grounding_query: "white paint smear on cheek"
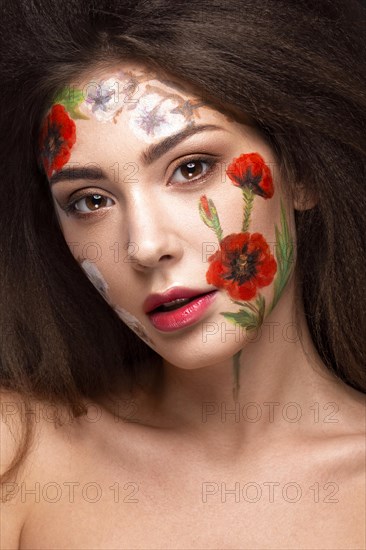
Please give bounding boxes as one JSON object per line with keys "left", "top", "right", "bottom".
{"left": 80, "top": 259, "right": 156, "bottom": 347}
{"left": 80, "top": 259, "right": 110, "bottom": 300}
{"left": 114, "top": 305, "right": 156, "bottom": 347}
{"left": 128, "top": 93, "right": 186, "bottom": 142}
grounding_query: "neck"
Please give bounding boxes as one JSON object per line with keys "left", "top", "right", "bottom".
{"left": 144, "top": 276, "right": 342, "bottom": 441}
{"left": 99, "top": 275, "right": 347, "bottom": 454}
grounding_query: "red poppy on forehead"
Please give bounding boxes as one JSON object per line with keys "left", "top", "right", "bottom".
{"left": 226, "top": 152, "right": 274, "bottom": 199}
{"left": 206, "top": 232, "right": 277, "bottom": 300}
{"left": 38, "top": 104, "right": 76, "bottom": 179}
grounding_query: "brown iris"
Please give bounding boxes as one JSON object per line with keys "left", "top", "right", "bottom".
{"left": 180, "top": 160, "right": 203, "bottom": 179}
{"left": 81, "top": 194, "right": 105, "bottom": 212}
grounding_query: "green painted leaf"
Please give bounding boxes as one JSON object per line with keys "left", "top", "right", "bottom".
{"left": 232, "top": 349, "right": 242, "bottom": 402}
{"left": 255, "top": 294, "right": 265, "bottom": 324}
{"left": 221, "top": 309, "right": 258, "bottom": 329}
{"left": 270, "top": 199, "right": 294, "bottom": 312}
{"left": 53, "top": 87, "right": 90, "bottom": 120}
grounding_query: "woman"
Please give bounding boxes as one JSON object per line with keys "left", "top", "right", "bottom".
{"left": 1, "top": 0, "right": 365, "bottom": 548}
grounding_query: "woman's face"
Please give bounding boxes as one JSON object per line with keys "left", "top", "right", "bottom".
{"left": 39, "top": 62, "right": 296, "bottom": 369}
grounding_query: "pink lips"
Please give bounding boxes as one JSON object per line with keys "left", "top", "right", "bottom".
{"left": 143, "top": 286, "right": 216, "bottom": 314}
{"left": 145, "top": 289, "right": 218, "bottom": 332}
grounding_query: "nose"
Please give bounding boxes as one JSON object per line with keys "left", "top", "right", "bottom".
{"left": 125, "top": 192, "right": 184, "bottom": 272}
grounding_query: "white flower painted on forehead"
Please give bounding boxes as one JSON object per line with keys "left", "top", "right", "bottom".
{"left": 129, "top": 93, "right": 186, "bottom": 142}
{"left": 80, "top": 74, "right": 132, "bottom": 123}
{"left": 74, "top": 67, "right": 211, "bottom": 134}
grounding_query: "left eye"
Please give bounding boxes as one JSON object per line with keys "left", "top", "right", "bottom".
{"left": 71, "top": 194, "right": 114, "bottom": 214}
{"left": 170, "top": 159, "right": 214, "bottom": 185}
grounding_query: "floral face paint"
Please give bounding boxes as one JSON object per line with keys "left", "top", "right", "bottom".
{"left": 38, "top": 68, "right": 231, "bottom": 180}
{"left": 114, "top": 305, "right": 156, "bottom": 348}
{"left": 44, "top": 62, "right": 296, "bottom": 394}
{"left": 38, "top": 104, "right": 77, "bottom": 179}
{"left": 199, "top": 152, "right": 294, "bottom": 399}
{"left": 78, "top": 68, "right": 214, "bottom": 141}
{"left": 79, "top": 258, "right": 110, "bottom": 300}
{"left": 37, "top": 66, "right": 237, "bottom": 347}
{"left": 43, "top": 69, "right": 228, "bottom": 143}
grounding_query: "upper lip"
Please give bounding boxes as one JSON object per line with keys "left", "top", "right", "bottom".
{"left": 143, "top": 286, "right": 216, "bottom": 314}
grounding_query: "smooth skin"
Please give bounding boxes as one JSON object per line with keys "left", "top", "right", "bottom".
{"left": 1, "top": 63, "right": 365, "bottom": 549}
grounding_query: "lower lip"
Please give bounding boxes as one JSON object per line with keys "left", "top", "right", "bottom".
{"left": 147, "top": 291, "right": 218, "bottom": 332}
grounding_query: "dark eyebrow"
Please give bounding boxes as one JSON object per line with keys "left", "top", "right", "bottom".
{"left": 49, "top": 123, "right": 226, "bottom": 186}
{"left": 139, "top": 123, "right": 226, "bottom": 166}
{"left": 49, "top": 166, "right": 105, "bottom": 186}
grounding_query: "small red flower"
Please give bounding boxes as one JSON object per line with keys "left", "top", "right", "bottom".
{"left": 226, "top": 152, "right": 274, "bottom": 199}
{"left": 200, "top": 195, "right": 212, "bottom": 219}
{"left": 38, "top": 104, "right": 76, "bottom": 178}
{"left": 206, "top": 232, "right": 277, "bottom": 300}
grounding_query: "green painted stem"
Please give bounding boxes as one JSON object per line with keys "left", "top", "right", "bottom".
{"left": 215, "top": 226, "right": 223, "bottom": 242}
{"left": 232, "top": 349, "right": 242, "bottom": 401}
{"left": 242, "top": 189, "right": 254, "bottom": 233}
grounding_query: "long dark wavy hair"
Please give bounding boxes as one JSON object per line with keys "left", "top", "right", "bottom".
{"left": 1, "top": 0, "right": 365, "bottom": 488}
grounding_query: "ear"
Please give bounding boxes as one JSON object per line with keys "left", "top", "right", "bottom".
{"left": 293, "top": 184, "right": 318, "bottom": 211}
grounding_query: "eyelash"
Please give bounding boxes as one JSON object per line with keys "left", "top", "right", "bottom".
{"left": 60, "top": 155, "right": 220, "bottom": 220}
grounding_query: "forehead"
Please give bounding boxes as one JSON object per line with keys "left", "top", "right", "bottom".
{"left": 58, "top": 62, "right": 246, "bottom": 141}
{"left": 39, "top": 63, "right": 256, "bottom": 179}
{"left": 75, "top": 63, "right": 200, "bottom": 114}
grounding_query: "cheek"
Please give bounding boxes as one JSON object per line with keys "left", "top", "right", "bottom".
{"left": 210, "top": 183, "right": 280, "bottom": 237}
{"left": 113, "top": 305, "right": 157, "bottom": 347}
{"left": 77, "top": 256, "right": 157, "bottom": 348}
{"left": 197, "top": 150, "right": 296, "bottom": 315}
{"left": 197, "top": 162, "right": 283, "bottom": 260}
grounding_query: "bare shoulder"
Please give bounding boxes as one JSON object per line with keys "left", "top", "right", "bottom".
{"left": 329, "top": 383, "right": 366, "bottom": 473}
{"left": 335, "top": 428, "right": 366, "bottom": 547}
{"left": 321, "top": 384, "right": 366, "bottom": 516}
{"left": 0, "top": 390, "right": 82, "bottom": 549}
{"left": 0, "top": 390, "right": 36, "bottom": 549}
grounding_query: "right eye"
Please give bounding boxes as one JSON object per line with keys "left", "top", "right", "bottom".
{"left": 62, "top": 193, "right": 115, "bottom": 219}
{"left": 168, "top": 155, "right": 219, "bottom": 187}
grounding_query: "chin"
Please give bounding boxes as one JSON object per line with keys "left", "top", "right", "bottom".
{"left": 158, "top": 338, "right": 245, "bottom": 371}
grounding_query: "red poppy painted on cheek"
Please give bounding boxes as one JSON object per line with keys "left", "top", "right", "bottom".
{"left": 226, "top": 152, "right": 274, "bottom": 199}
{"left": 198, "top": 151, "right": 294, "bottom": 400}
{"left": 206, "top": 232, "right": 277, "bottom": 301}
{"left": 38, "top": 103, "right": 76, "bottom": 179}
